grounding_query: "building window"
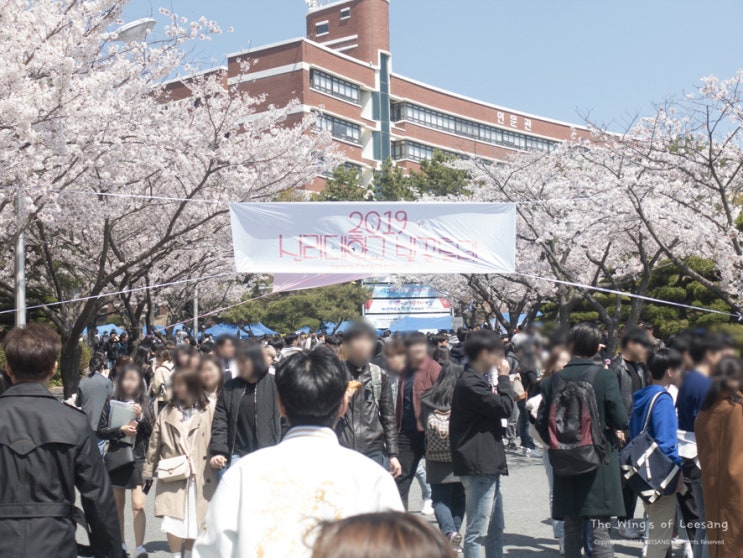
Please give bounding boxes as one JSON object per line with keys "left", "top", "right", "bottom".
{"left": 340, "top": 7, "right": 351, "bottom": 19}
{"left": 310, "top": 69, "right": 361, "bottom": 104}
{"left": 318, "top": 113, "right": 362, "bottom": 145}
{"left": 316, "top": 21, "right": 329, "bottom": 36}
{"left": 391, "top": 102, "right": 558, "bottom": 153}
{"left": 392, "top": 140, "right": 459, "bottom": 163}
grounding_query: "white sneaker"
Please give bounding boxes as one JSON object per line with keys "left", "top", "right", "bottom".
{"left": 521, "top": 447, "right": 543, "bottom": 458}
{"left": 618, "top": 525, "right": 642, "bottom": 539}
{"left": 421, "top": 498, "right": 434, "bottom": 515}
{"left": 135, "top": 546, "right": 148, "bottom": 558}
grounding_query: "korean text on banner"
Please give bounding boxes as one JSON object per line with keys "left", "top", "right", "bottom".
{"left": 229, "top": 202, "right": 516, "bottom": 275}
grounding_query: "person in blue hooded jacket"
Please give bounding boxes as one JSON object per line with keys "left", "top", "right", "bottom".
{"left": 629, "top": 348, "right": 684, "bottom": 558}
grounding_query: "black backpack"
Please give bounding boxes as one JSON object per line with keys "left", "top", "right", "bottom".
{"left": 546, "top": 367, "right": 607, "bottom": 477}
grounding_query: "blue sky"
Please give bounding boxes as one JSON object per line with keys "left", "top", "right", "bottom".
{"left": 123, "top": 0, "right": 743, "bottom": 129}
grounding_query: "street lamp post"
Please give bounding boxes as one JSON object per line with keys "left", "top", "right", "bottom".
{"left": 193, "top": 284, "right": 199, "bottom": 341}
{"left": 15, "top": 189, "right": 26, "bottom": 327}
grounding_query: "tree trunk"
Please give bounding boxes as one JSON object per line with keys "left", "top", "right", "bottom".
{"left": 60, "top": 337, "right": 82, "bottom": 400}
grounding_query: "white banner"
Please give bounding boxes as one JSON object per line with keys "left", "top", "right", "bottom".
{"left": 229, "top": 202, "right": 516, "bottom": 275}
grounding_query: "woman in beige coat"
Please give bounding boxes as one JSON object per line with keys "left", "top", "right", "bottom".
{"left": 144, "top": 368, "right": 216, "bottom": 557}
{"left": 149, "top": 349, "right": 174, "bottom": 414}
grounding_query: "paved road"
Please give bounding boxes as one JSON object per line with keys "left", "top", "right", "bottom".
{"left": 86, "top": 448, "right": 683, "bottom": 557}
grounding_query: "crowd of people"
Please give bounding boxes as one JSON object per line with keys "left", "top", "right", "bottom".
{"left": 0, "top": 318, "right": 741, "bottom": 558}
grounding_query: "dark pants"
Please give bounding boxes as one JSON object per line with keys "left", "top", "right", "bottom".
{"left": 395, "top": 430, "right": 425, "bottom": 508}
{"left": 565, "top": 517, "right": 611, "bottom": 558}
{"left": 517, "top": 399, "right": 535, "bottom": 449}
{"left": 621, "top": 480, "right": 638, "bottom": 521}
{"left": 366, "top": 450, "right": 385, "bottom": 467}
{"left": 431, "top": 482, "right": 466, "bottom": 536}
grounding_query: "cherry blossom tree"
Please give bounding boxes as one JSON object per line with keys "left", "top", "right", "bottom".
{"left": 0, "top": 0, "right": 335, "bottom": 395}
{"left": 592, "top": 74, "right": 743, "bottom": 313}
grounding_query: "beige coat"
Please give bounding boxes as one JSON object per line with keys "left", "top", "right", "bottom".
{"left": 143, "top": 404, "right": 216, "bottom": 529}
{"left": 149, "top": 362, "right": 174, "bottom": 403}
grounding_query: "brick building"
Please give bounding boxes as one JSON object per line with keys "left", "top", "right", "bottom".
{"left": 181, "top": 0, "right": 589, "bottom": 189}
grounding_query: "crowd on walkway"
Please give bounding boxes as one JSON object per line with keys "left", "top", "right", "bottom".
{"left": 0, "top": 318, "right": 741, "bottom": 558}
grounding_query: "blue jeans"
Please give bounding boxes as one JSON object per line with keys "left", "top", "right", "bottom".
{"left": 416, "top": 460, "right": 431, "bottom": 501}
{"left": 461, "top": 475, "right": 504, "bottom": 558}
{"left": 431, "top": 482, "right": 465, "bottom": 536}
{"left": 517, "top": 399, "right": 535, "bottom": 448}
{"left": 366, "top": 451, "right": 385, "bottom": 467}
{"left": 690, "top": 475, "right": 709, "bottom": 558}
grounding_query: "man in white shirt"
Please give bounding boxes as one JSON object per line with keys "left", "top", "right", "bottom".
{"left": 193, "top": 347, "right": 403, "bottom": 558}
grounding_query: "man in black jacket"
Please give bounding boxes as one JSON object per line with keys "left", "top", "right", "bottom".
{"left": 210, "top": 344, "right": 282, "bottom": 475}
{"left": 0, "top": 324, "right": 121, "bottom": 558}
{"left": 336, "top": 322, "right": 401, "bottom": 477}
{"left": 450, "top": 329, "right": 514, "bottom": 558}
{"left": 609, "top": 326, "right": 651, "bottom": 539}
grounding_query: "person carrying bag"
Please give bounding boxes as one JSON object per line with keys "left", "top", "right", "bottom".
{"left": 624, "top": 348, "right": 684, "bottom": 558}
{"left": 621, "top": 391, "right": 681, "bottom": 504}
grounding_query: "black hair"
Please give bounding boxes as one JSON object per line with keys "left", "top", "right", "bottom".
{"left": 432, "top": 346, "right": 450, "bottom": 366}
{"left": 114, "top": 364, "right": 152, "bottom": 423}
{"left": 456, "top": 327, "right": 468, "bottom": 343}
{"left": 89, "top": 352, "right": 107, "bottom": 374}
{"left": 274, "top": 346, "right": 347, "bottom": 427}
{"left": 284, "top": 333, "right": 299, "bottom": 347}
{"left": 199, "top": 341, "right": 214, "bottom": 354}
{"left": 236, "top": 343, "right": 269, "bottom": 379}
{"left": 133, "top": 346, "right": 151, "bottom": 368}
{"left": 325, "top": 334, "right": 342, "bottom": 347}
{"left": 621, "top": 327, "right": 651, "bottom": 349}
{"left": 669, "top": 330, "right": 692, "bottom": 354}
{"left": 268, "top": 336, "right": 285, "bottom": 351}
{"left": 422, "top": 362, "right": 462, "bottom": 409}
{"left": 568, "top": 322, "right": 602, "bottom": 358}
{"left": 343, "top": 321, "right": 377, "bottom": 343}
{"left": 647, "top": 348, "right": 683, "bottom": 381}
{"left": 434, "top": 332, "right": 449, "bottom": 345}
{"left": 215, "top": 334, "right": 236, "bottom": 347}
{"left": 689, "top": 332, "right": 723, "bottom": 365}
{"left": 404, "top": 332, "right": 428, "bottom": 348}
{"left": 700, "top": 356, "right": 743, "bottom": 411}
{"left": 464, "top": 329, "right": 504, "bottom": 362}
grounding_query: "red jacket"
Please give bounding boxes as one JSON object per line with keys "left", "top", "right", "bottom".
{"left": 396, "top": 356, "right": 441, "bottom": 432}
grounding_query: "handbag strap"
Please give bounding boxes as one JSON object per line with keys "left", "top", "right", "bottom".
{"left": 641, "top": 391, "right": 667, "bottom": 433}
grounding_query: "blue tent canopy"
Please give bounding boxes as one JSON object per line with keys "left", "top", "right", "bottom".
{"left": 94, "top": 323, "right": 125, "bottom": 336}
{"left": 246, "top": 323, "right": 277, "bottom": 336}
{"left": 389, "top": 316, "right": 453, "bottom": 333}
{"left": 321, "top": 321, "right": 354, "bottom": 334}
{"left": 204, "top": 323, "right": 250, "bottom": 339}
